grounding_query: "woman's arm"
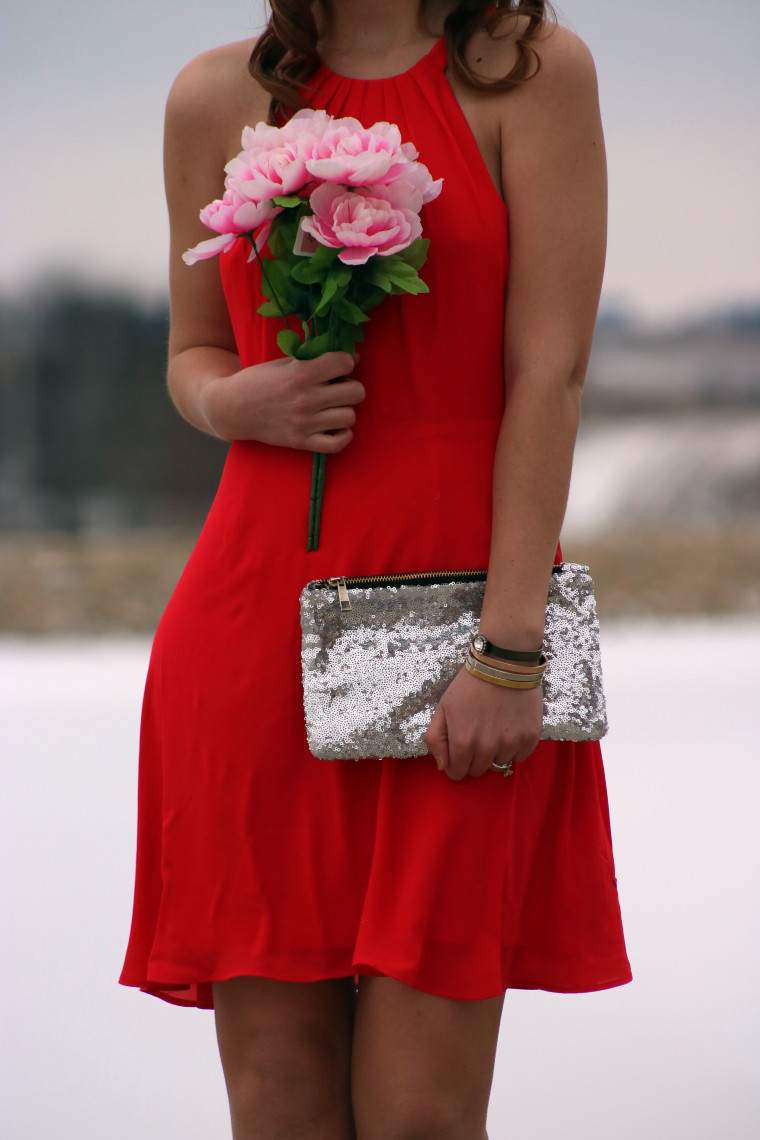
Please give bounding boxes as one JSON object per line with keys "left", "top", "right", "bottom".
{"left": 424, "top": 26, "right": 606, "bottom": 779}
{"left": 162, "top": 43, "right": 365, "bottom": 450}
{"left": 481, "top": 27, "right": 606, "bottom": 647}
{"left": 163, "top": 47, "right": 248, "bottom": 438}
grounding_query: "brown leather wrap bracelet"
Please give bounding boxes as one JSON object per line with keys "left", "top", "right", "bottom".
{"left": 471, "top": 634, "right": 544, "bottom": 664}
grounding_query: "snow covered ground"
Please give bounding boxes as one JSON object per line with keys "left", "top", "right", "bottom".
{"left": 1, "top": 622, "right": 759, "bottom": 1139}
{"left": 564, "top": 410, "right": 760, "bottom": 537}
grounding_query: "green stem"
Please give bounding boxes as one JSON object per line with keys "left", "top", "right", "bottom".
{"left": 306, "top": 309, "right": 341, "bottom": 552}
{"left": 307, "top": 452, "right": 325, "bottom": 551}
{"left": 246, "top": 233, "right": 292, "bottom": 332}
{"left": 246, "top": 231, "right": 322, "bottom": 549}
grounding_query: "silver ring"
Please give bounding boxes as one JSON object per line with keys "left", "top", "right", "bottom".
{"left": 491, "top": 760, "right": 514, "bottom": 776}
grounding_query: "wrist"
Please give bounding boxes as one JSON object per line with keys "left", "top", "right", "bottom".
{"left": 168, "top": 345, "right": 242, "bottom": 441}
{"left": 200, "top": 371, "right": 246, "bottom": 442}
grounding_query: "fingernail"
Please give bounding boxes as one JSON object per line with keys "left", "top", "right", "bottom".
{"left": 435, "top": 755, "right": 445, "bottom": 770}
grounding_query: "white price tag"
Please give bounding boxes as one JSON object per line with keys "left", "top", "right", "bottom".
{"left": 293, "top": 217, "right": 320, "bottom": 257}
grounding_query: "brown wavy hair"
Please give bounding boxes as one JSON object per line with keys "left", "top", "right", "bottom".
{"left": 250, "top": 1, "right": 556, "bottom": 123}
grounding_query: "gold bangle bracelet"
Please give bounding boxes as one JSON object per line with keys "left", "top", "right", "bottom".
{"left": 464, "top": 658, "right": 542, "bottom": 689}
{"left": 463, "top": 651, "right": 544, "bottom": 684}
{"left": 468, "top": 649, "right": 546, "bottom": 677}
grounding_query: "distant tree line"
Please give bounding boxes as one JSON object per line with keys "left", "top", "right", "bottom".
{"left": 1, "top": 283, "right": 759, "bottom": 532}
{"left": 0, "top": 284, "right": 227, "bottom": 531}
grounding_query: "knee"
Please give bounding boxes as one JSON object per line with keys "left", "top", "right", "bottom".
{"left": 225, "top": 1027, "right": 347, "bottom": 1121}
{"left": 214, "top": 977, "right": 355, "bottom": 1137}
{"left": 358, "top": 1095, "right": 485, "bottom": 1140}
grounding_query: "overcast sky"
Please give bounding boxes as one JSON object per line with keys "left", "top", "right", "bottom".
{"left": 2, "top": 1, "right": 758, "bottom": 319}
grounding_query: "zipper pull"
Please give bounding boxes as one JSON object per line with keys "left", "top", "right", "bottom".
{"left": 328, "top": 576, "right": 351, "bottom": 611}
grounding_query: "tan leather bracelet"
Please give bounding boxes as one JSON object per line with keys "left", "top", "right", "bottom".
{"left": 464, "top": 657, "right": 542, "bottom": 689}
{"left": 463, "top": 651, "right": 544, "bottom": 684}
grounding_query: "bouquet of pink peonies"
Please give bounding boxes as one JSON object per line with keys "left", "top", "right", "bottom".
{"left": 184, "top": 109, "right": 442, "bottom": 551}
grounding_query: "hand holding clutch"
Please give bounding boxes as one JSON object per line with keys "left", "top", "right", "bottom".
{"left": 424, "top": 667, "right": 544, "bottom": 779}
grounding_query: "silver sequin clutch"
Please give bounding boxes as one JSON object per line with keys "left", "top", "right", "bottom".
{"left": 299, "top": 563, "right": 608, "bottom": 760}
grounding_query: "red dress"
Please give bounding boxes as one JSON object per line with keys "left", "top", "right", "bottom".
{"left": 120, "top": 38, "right": 631, "bottom": 1008}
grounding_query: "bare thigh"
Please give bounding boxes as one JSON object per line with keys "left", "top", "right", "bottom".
{"left": 351, "top": 976, "right": 505, "bottom": 1140}
{"left": 212, "top": 975, "right": 356, "bottom": 1140}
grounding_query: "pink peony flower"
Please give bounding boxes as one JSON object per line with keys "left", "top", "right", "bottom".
{"left": 305, "top": 120, "right": 419, "bottom": 187}
{"left": 182, "top": 193, "right": 281, "bottom": 265}
{"left": 301, "top": 183, "right": 422, "bottom": 266}
{"left": 387, "top": 161, "right": 443, "bottom": 206}
{"left": 224, "top": 110, "right": 335, "bottom": 204}
{"left": 226, "top": 139, "right": 308, "bottom": 203}
{"left": 363, "top": 164, "right": 443, "bottom": 216}
{"left": 182, "top": 110, "right": 442, "bottom": 267}
{"left": 278, "top": 108, "right": 334, "bottom": 144}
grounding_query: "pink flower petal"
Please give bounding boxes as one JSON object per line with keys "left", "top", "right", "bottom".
{"left": 337, "top": 246, "right": 378, "bottom": 265}
{"left": 182, "top": 233, "right": 238, "bottom": 265}
{"left": 300, "top": 215, "right": 343, "bottom": 249}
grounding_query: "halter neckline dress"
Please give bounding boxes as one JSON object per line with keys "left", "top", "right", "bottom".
{"left": 119, "top": 36, "right": 631, "bottom": 1008}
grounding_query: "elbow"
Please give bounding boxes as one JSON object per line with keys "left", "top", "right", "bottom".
{"left": 507, "top": 355, "right": 590, "bottom": 401}
{"left": 566, "top": 357, "right": 589, "bottom": 408}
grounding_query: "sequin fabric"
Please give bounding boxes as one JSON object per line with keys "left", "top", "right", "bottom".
{"left": 299, "top": 564, "right": 608, "bottom": 759}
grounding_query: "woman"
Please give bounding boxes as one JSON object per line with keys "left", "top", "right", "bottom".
{"left": 120, "top": 1, "right": 631, "bottom": 1137}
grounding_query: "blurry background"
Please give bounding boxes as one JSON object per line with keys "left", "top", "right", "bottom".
{"left": 1, "top": 2, "right": 759, "bottom": 1138}
{"left": 1, "top": 0, "right": 759, "bottom": 624}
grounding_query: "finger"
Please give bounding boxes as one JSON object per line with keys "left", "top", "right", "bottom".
{"left": 318, "top": 378, "right": 366, "bottom": 407}
{"left": 311, "top": 405, "right": 357, "bottom": 433}
{"left": 490, "top": 758, "right": 516, "bottom": 777}
{"left": 445, "top": 738, "right": 474, "bottom": 781}
{"left": 471, "top": 737, "right": 514, "bottom": 777}
{"left": 306, "top": 428, "right": 354, "bottom": 454}
{"left": 512, "top": 739, "right": 540, "bottom": 766}
{"left": 309, "top": 351, "right": 357, "bottom": 383}
{"left": 424, "top": 706, "right": 450, "bottom": 772}
{"left": 470, "top": 749, "right": 502, "bottom": 778}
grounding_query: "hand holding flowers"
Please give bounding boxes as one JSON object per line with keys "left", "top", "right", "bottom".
{"left": 184, "top": 109, "right": 442, "bottom": 550}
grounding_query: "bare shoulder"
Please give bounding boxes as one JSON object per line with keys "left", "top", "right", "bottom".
{"left": 466, "top": 20, "right": 599, "bottom": 105}
{"left": 527, "top": 23, "right": 599, "bottom": 100}
{"left": 165, "top": 37, "right": 271, "bottom": 162}
{"left": 163, "top": 37, "right": 272, "bottom": 292}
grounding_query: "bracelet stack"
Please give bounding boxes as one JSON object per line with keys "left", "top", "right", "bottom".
{"left": 463, "top": 635, "right": 546, "bottom": 690}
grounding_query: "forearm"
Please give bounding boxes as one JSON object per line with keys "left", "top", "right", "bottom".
{"left": 167, "top": 345, "right": 242, "bottom": 440}
{"left": 479, "top": 370, "right": 584, "bottom": 650}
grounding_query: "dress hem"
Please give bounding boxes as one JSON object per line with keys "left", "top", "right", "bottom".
{"left": 119, "top": 960, "right": 633, "bottom": 1009}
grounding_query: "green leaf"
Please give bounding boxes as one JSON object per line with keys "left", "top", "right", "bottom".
{"left": 262, "top": 259, "right": 311, "bottom": 312}
{"left": 380, "top": 258, "right": 430, "bottom": 295}
{"left": 315, "top": 263, "right": 355, "bottom": 316}
{"left": 277, "top": 329, "right": 302, "bottom": 357}
{"left": 348, "top": 283, "right": 387, "bottom": 314}
{"left": 310, "top": 243, "right": 341, "bottom": 272}
{"left": 336, "top": 297, "right": 370, "bottom": 324}
{"left": 265, "top": 217, "right": 293, "bottom": 259}
{"left": 291, "top": 260, "right": 325, "bottom": 284}
{"left": 380, "top": 255, "right": 418, "bottom": 280}
{"left": 295, "top": 332, "right": 332, "bottom": 359}
{"left": 258, "top": 301, "right": 285, "bottom": 318}
{"left": 313, "top": 270, "right": 342, "bottom": 316}
{"left": 390, "top": 275, "right": 430, "bottom": 296}
{"left": 396, "top": 238, "right": 430, "bottom": 271}
{"left": 272, "top": 195, "right": 304, "bottom": 208}
{"left": 367, "top": 268, "right": 393, "bottom": 292}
